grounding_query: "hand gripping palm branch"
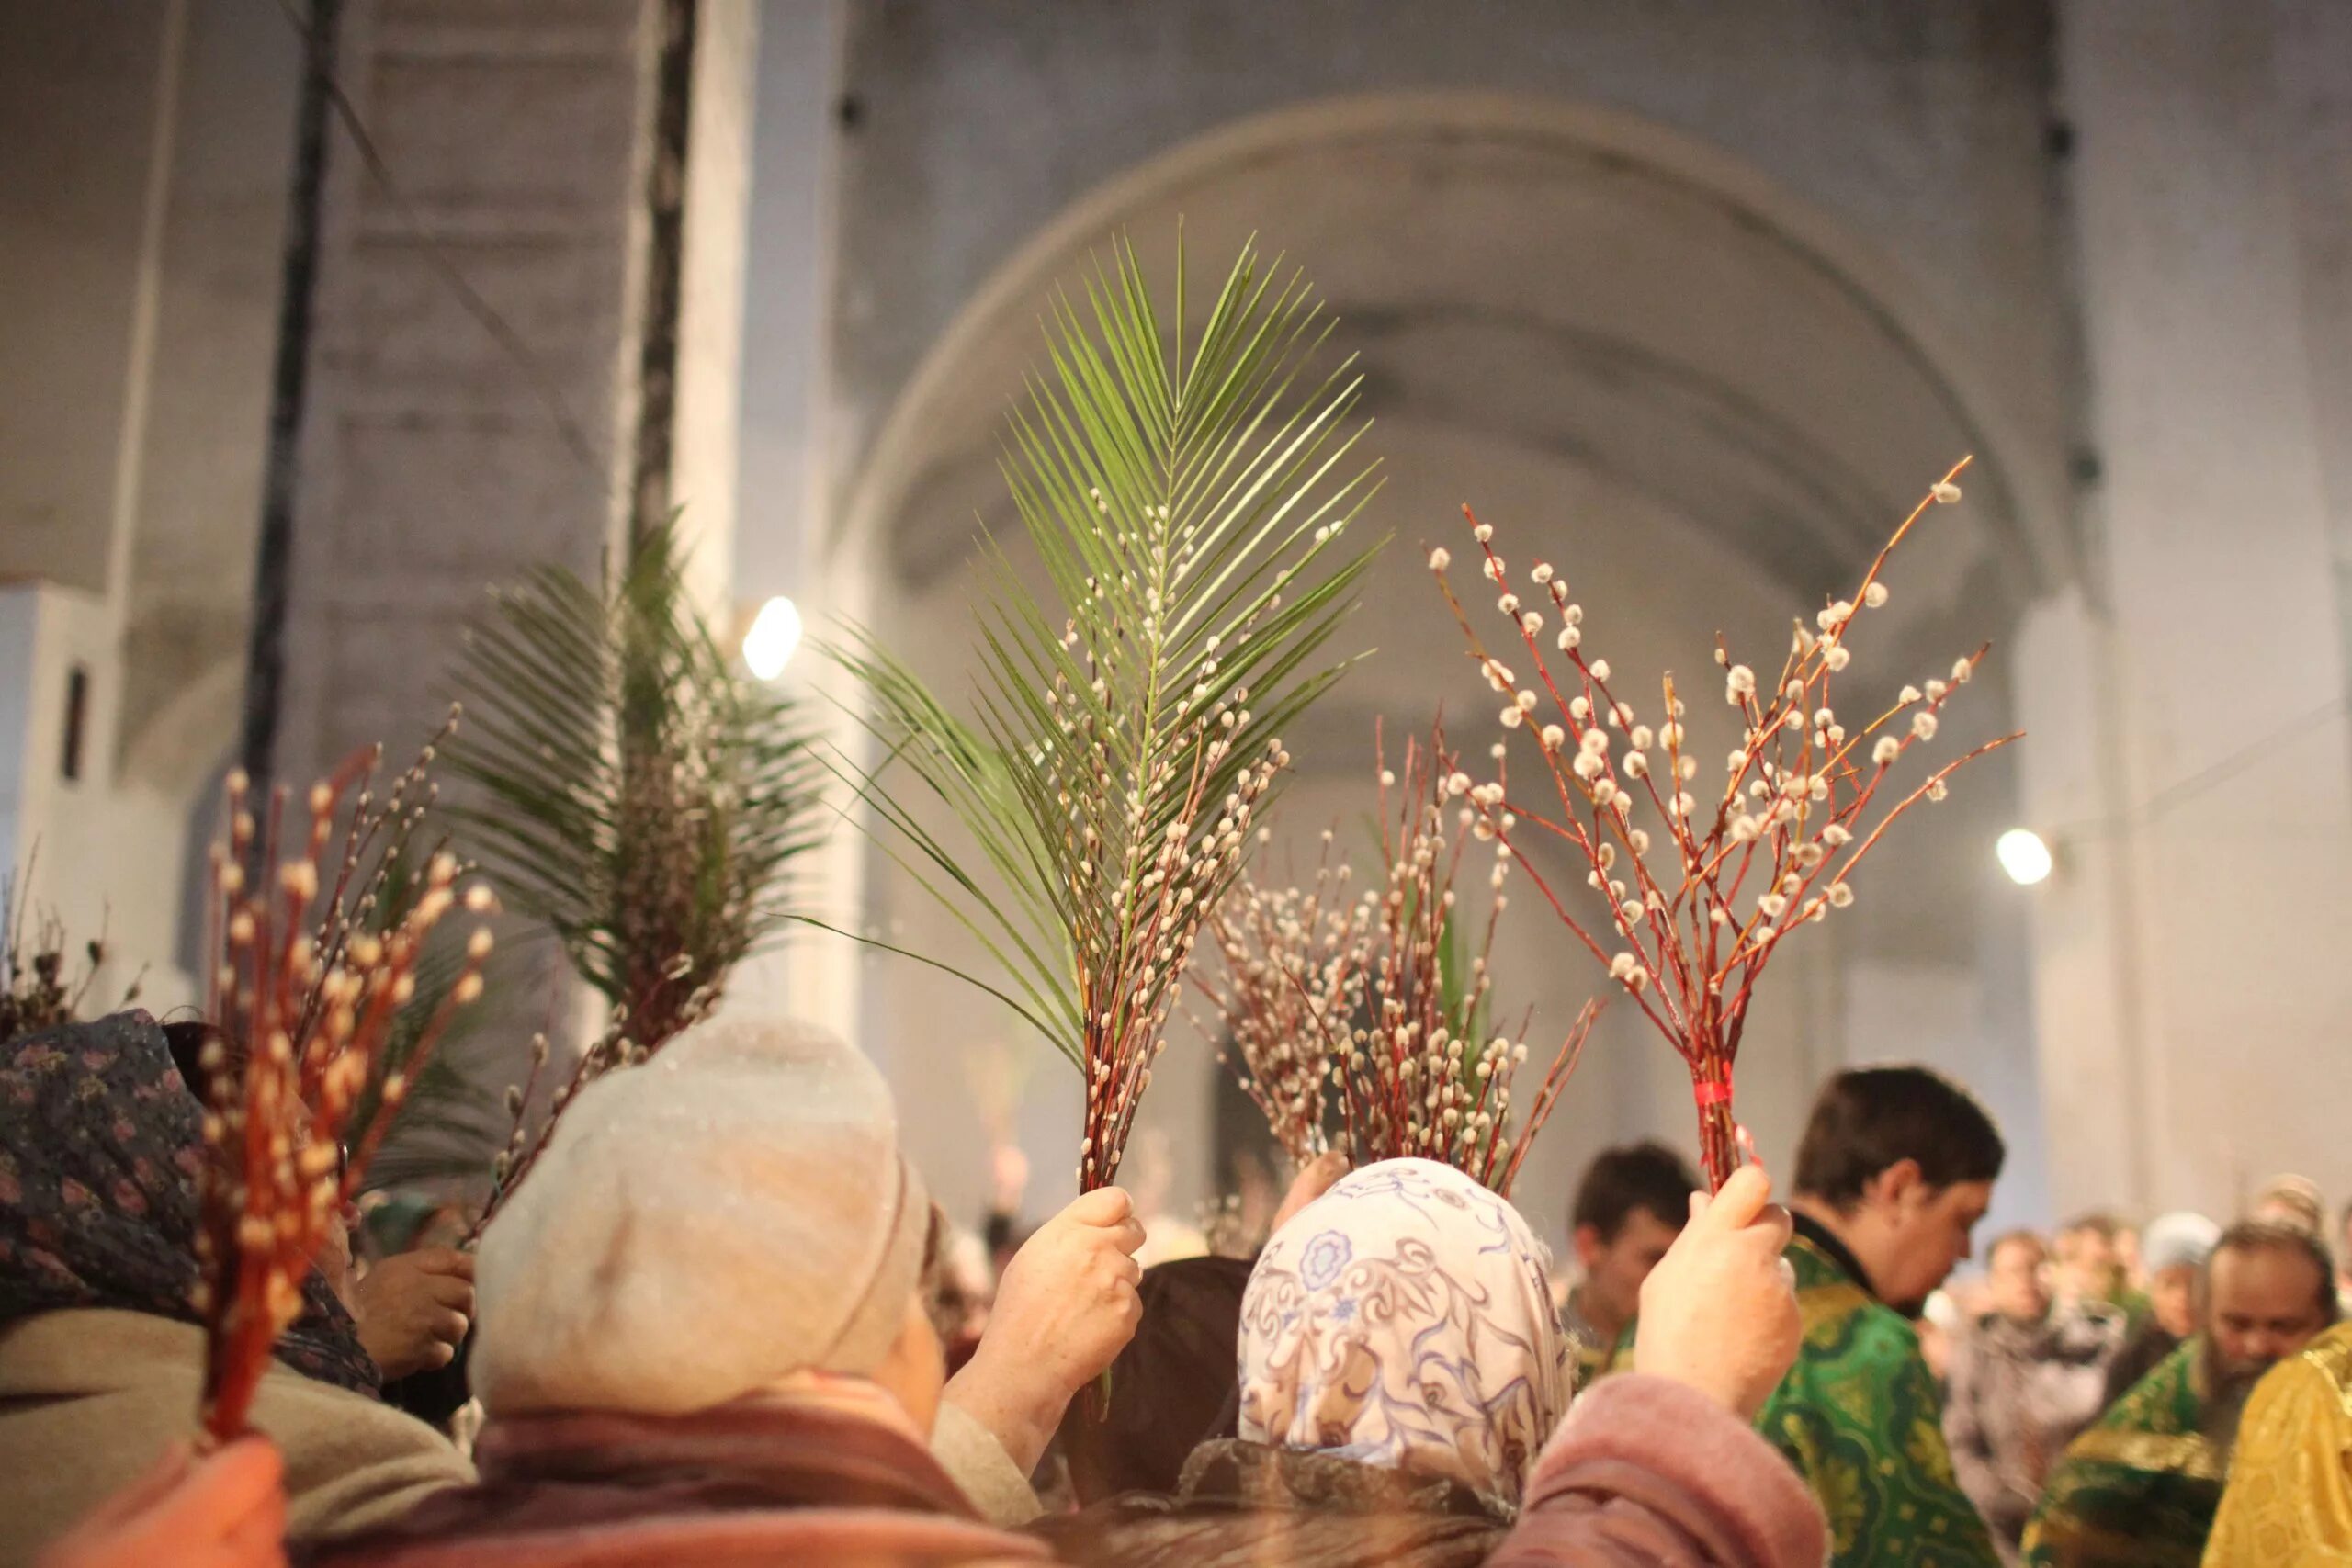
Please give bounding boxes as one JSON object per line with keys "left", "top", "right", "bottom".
{"left": 828, "top": 233, "right": 1384, "bottom": 1190}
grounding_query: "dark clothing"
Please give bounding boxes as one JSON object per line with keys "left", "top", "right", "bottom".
{"left": 1059, "top": 1255, "right": 1250, "bottom": 1504}
{"left": 0, "top": 1010, "right": 377, "bottom": 1395}
{"left": 1791, "top": 1211, "right": 1876, "bottom": 1299}
{"left": 1039, "top": 1373, "right": 1827, "bottom": 1568}
{"left": 308, "top": 1399, "right": 1048, "bottom": 1567}
{"left": 383, "top": 1331, "right": 474, "bottom": 1432}
{"left": 2102, "top": 1317, "right": 2181, "bottom": 1412}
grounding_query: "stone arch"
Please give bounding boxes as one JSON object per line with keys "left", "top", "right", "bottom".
{"left": 835, "top": 91, "right": 2071, "bottom": 601}
{"left": 828, "top": 90, "right": 2062, "bottom": 1228}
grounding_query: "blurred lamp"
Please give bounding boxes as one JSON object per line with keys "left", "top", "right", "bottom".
{"left": 743, "top": 595, "right": 804, "bottom": 680}
{"left": 1996, "top": 828, "right": 2053, "bottom": 886}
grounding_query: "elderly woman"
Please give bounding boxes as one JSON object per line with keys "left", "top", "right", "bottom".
{"left": 306, "top": 1015, "right": 1143, "bottom": 1566}
{"left": 1040, "top": 1157, "right": 1824, "bottom": 1568}
{"left": 0, "top": 1013, "right": 472, "bottom": 1566}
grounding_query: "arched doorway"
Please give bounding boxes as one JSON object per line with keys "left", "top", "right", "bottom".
{"left": 826, "top": 93, "right": 2066, "bottom": 1235}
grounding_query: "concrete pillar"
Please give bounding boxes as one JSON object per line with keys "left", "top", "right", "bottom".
{"left": 2047, "top": 0, "right": 2352, "bottom": 1215}
{"left": 275, "top": 0, "right": 759, "bottom": 788}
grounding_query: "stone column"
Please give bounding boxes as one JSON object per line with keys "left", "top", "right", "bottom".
{"left": 258, "top": 0, "right": 760, "bottom": 1086}
{"left": 275, "top": 0, "right": 758, "bottom": 786}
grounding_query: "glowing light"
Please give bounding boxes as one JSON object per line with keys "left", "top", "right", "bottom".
{"left": 1996, "top": 828, "right": 2053, "bottom": 886}
{"left": 743, "top": 595, "right": 803, "bottom": 680}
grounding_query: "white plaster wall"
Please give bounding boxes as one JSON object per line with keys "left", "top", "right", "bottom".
{"left": 0, "top": 585, "right": 192, "bottom": 1011}
{"left": 115, "top": 0, "right": 300, "bottom": 788}
{"left": 2041, "top": 0, "right": 2352, "bottom": 1217}
{"left": 0, "top": 1, "right": 284, "bottom": 1009}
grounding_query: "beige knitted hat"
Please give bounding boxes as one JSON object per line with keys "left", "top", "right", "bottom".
{"left": 471, "top": 1014, "right": 931, "bottom": 1417}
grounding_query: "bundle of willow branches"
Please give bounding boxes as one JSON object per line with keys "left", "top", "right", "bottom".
{"left": 830, "top": 232, "right": 1383, "bottom": 1189}
{"left": 1203, "top": 726, "right": 1597, "bottom": 1198}
{"left": 193, "top": 733, "right": 495, "bottom": 1442}
{"left": 1428, "top": 461, "right": 2017, "bottom": 1189}
{"left": 1197, "top": 835, "right": 1351, "bottom": 1164}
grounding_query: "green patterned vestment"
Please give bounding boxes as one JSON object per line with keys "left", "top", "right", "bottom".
{"left": 2019, "top": 1339, "right": 2219, "bottom": 1568}
{"left": 1758, "top": 1234, "right": 2002, "bottom": 1567}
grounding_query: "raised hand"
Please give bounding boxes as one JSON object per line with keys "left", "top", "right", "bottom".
{"left": 355, "top": 1247, "right": 475, "bottom": 1379}
{"left": 942, "top": 1186, "right": 1146, "bottom": 1470}
{"left": 1632, "top": 1162, "right": 1800, "bottom": 1419}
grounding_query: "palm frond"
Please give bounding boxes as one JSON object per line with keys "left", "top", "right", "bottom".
{"left": 831, "top": 231, "right": 1385, "bottom": 1186}
{"left": 446, "top": 521, "right": 827, "bottom": 1049}
{"left": 356, "top": 1053, "right": 509, "bottom": 1194}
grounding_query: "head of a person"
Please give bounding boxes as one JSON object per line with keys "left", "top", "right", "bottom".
{"left": 0, "top": 1011, "right": 379, "bottom": 1393}
{"left": 1792, "top": 1066, "right": 2005, "bottom": 1313}
{"left": 1238, "top": 1158, "right": 1567, "bottom": 1510}
{"left": 1569, "top": 1140, "right": 1700, "bottom": 1336}
{"left": 922, "top": 1215, "right": 995, "bottom": 1373}
{"left": 1061, "top": 1254, "right": 1253, "bottom": 1504}
{"left": 2202, "top": 1220, "right": 2336, "bottom": 1376}
{"left": 2141, "top": 1211, "right": 2221, "bottom": 1340}
{"left": 471, "top": 1015, "right": 943, "bottom": 1433}
{"left": 1984, "top": 1230, "right": 2051, "bottom": 1325}
{"left": 2251, "top": 1175, "right": 2325, "bottom": 1236}
{"left": 2052, "top": 1212, "right": 2125, "bottom": 1305}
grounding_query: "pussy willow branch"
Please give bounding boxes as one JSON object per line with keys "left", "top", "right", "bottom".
{"left": 195, "top": 739, "right": 493, "bottom": 1442}
{"left": 1424, "top": 459, "right": 2019, "bottom": 1187}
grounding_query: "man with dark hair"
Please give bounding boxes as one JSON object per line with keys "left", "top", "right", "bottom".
{"left": 1763, "top": 1065, "right": 2007, "bottom": 1567}
{"left": 1561, "top": 1140, "right": 1701, "bottom": 1381}
{"left": 2022, "top": 1220, "right": 2338, "bottom": 1568}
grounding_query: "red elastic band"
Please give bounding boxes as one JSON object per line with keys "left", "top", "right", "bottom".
{"left": 1693, "top": 1080, "right": 1732, "bottom": 1106}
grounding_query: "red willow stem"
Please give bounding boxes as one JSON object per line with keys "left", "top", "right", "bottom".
{"left": 1204, "top": 722, "right": 1599, "bottom": 1190}
{"left": 1424, "top": 461, "right": 2008, "bottom": 1190}
{"left": 195, "top": 739, "right": 492, "bottom": 1445}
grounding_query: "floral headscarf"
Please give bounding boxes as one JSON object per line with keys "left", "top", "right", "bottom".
{"left": 1238, "top": 1157, "right": 1568, "bottom": 1508}
{"left": 0, "top": 1010, "right": 379, "bottom": 1394}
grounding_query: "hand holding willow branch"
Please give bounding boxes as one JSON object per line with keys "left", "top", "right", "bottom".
{"left": 1203, "top": 725, "right": 1600, "bottom": 1198}
{"left": 1427, "top": 460, "right": 2018, "bottom": 1189}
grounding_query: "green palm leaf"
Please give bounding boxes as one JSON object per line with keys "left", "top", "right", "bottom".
{"left": 446, "top": 522, "right": 825, "bottom": 1049}
{"left": 831, "top": 231, "right": 1384, "bottom": 1186}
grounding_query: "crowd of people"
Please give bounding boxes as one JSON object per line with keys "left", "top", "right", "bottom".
{"left": 2, "top": 1007, "right": 2349, "bottom": 1568}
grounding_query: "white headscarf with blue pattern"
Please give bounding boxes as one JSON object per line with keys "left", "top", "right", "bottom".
{"left": 1237, "top": 1157, "right": 1570, "bottom": 1506}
